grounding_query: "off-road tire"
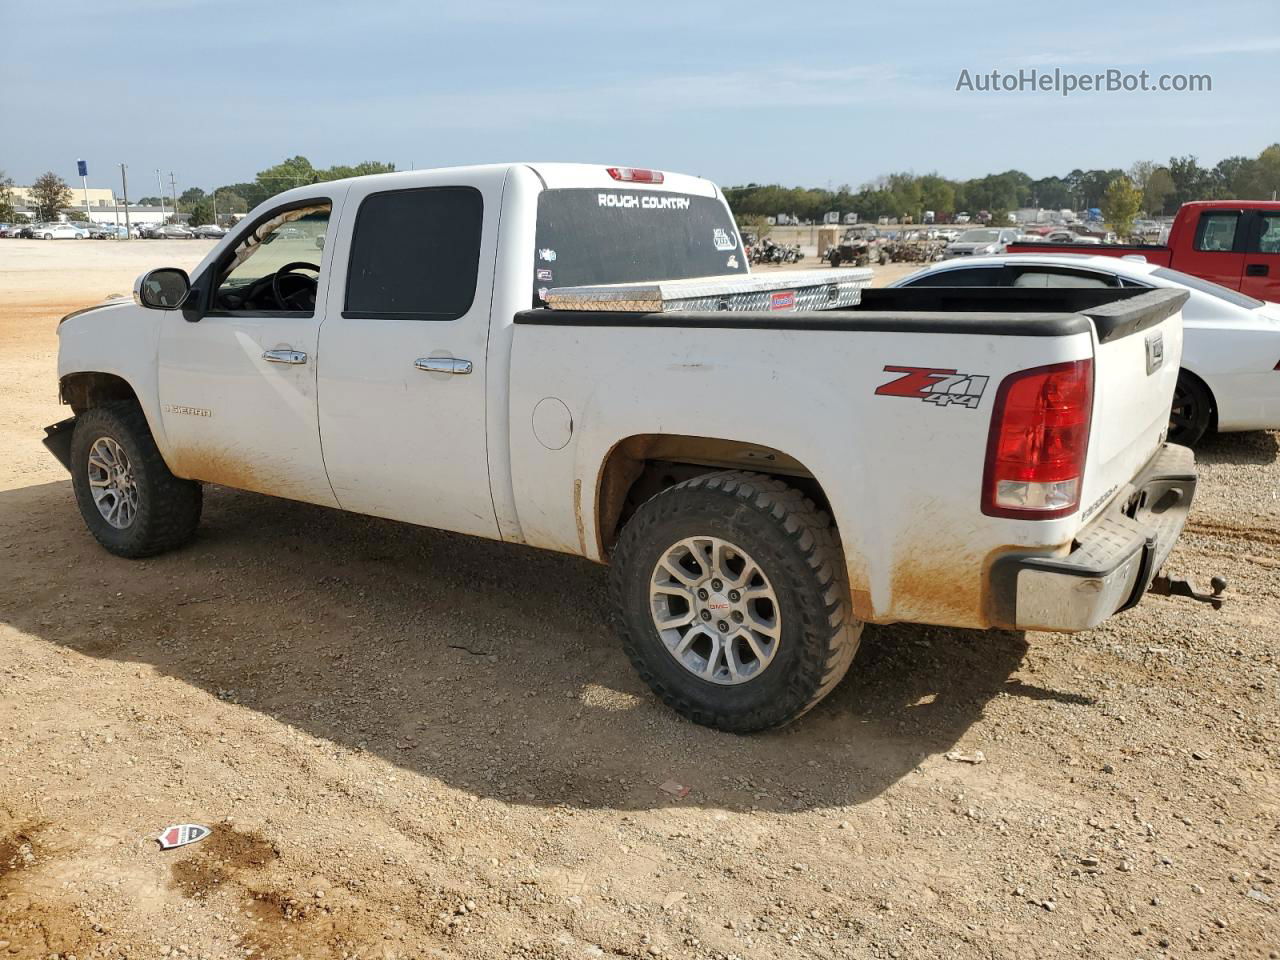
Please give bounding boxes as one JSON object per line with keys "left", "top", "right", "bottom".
{"left": 70, "top": 402, "right": 202, "bottom": 558}
{"left": 1168, "top": 369, "right": 1214, "bottom": 447}
{"left": 609, "top": 470, "right": 862, "bottom": 732}
{"left": 828, "top": 251, "right": 842, "bottom": 268}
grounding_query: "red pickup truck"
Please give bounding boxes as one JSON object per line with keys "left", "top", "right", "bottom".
{"left": 1008, "top": 201, "right": 1280, "bottom": 302}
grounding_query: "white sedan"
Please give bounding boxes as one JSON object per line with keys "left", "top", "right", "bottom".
{"left": 37, "top": 222, "right": 89, "bottom": 240}
{"left": 893, "top": 254, "right": 1280, "bottom": 445}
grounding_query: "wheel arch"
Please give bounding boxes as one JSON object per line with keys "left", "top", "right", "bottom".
{"left": 1177, "top": 365, "right": 1219, "bottom": 431}
{"left": 59, "top": 370, "right": 140, "bottom": 414}
{"left": 593, "top": 433, "right": 836, "bottom": 558}
{"left": 58, "top": 368, "right": 173, "bottom": 463}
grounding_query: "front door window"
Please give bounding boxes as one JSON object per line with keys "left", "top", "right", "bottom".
{"left": 213, "top": 204, "right": 331, "bottom": 313}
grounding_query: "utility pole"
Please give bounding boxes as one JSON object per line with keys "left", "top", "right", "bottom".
{"left": 77, "top": 159, "right": 91, "bottom": 223}
{"left": 155, "top": 169, "right": 166, "bottom": 223}
{"left": 120, "top": 164, "right": 131, "bottom": 238}
{"left": 169, "top": 172, "right": 179, "bottom": 224}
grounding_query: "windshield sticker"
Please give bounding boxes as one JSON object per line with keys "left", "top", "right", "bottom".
{"left": 597, "top": 193, "right": 691, "bottom": 210}
{"left": 536, "top": 269, "right": 553, "bottom": 282}
{"left": 537, "top": 286, "right": 549, "bottom": 299}
{"left": 726, "top": 255, "right": 739, "bottom": 269}
{"left": 538, "top": 248, "right": 557, "bottom": 261}
{"left": 713, "top": 227, "right": 737, "bottom": 252}
{"left": 875, "top": 366, "right": 989, "bottom": 409}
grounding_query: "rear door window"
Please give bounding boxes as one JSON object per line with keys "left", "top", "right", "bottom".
{"left": 1194, "top": 211, "right": 1241, "bottom": 252}
{"left": 345, "top": 187, "right": 483, "bottom": 321}
{"left": 1251, "top": 213, "right": 1280, "bottom": 254}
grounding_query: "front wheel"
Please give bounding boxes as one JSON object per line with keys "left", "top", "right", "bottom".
{"left": 1168, "top": 370, "right": 1214, "bottom": 446}
{"left": 610, "top": 471, "right": 862, "bottom": 732}
{"left": 70, "top": 402, "right": 203, "bottom": 557}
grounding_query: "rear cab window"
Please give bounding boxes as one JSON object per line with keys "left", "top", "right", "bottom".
{"left": 532, "top": 188, "right": 747, "bottom": 306}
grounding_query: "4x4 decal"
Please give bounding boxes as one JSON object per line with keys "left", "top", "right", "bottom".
{"left": 875, "top": 366, "right": 989, "bottom": 409}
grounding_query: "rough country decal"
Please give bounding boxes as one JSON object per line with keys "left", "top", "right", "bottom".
{"left": 712, "top": 227, "right": 737, "bottom": 251}
{"left": 769, "top": 290, "right": 797, "bottom": 311}
{"left": 875, "top": 366, "right": 989, "bottom": 409}
{"left": 597, "top": 193, "right": 691, "bottom": 210}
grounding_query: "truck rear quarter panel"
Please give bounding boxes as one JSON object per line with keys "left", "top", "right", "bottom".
{"left": 508, "top": 318, "right": 1096, "bottom": 628}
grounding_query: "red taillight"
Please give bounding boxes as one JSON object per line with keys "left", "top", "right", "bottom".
{"left": 607, "top": 166, "right": 664, "bottom": 184}
{"left": 982, "top": 359, "right": 1093, "bottom": 519}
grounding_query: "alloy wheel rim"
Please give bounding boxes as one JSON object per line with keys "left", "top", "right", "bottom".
{"left": 87, "top": 436, "right": 139, "bottom": 529}
{"left": 1169, "top": 383, "right": 1194, "bottom": 435}
{"left": 649, "top": 536, "right": 781, "bottom": 685}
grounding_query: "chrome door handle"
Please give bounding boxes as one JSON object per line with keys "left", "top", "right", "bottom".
{"left": 263, "top": 349, "right": 307, "bottom": 364}
{"left": 414, "top": 357, "right": 472, "bottom": 375}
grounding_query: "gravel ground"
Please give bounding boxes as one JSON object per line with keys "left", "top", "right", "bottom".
{"left": 0, "top": 240, "right": 1276, "bottom": 959}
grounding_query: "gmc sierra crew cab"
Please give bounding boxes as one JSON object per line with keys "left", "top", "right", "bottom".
{"left": 1009, "top": 201, "right": 1280, "bottom": 302}
{"left": 46, "top": 162, "right": 1204, "bottom": 731}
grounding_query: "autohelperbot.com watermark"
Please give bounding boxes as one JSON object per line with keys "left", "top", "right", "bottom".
{"left": 955, "top": 67, "right": 1212, "bottom": 97}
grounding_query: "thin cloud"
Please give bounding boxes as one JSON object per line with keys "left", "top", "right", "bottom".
{"left": 1014, "top": 35, "right": 1280, "bottom": 67}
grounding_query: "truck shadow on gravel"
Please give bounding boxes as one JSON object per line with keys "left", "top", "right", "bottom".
{"left": 0, "top": 479, "right": 1097, "bottom": 813}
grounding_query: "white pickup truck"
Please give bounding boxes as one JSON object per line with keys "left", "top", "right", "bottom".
{"left": 46, "top": 162, "right": 1209, "bottom": 732}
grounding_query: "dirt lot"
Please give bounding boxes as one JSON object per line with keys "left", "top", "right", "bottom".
{"left": 0, "top": 240, "right": 1276, "bottom": 959}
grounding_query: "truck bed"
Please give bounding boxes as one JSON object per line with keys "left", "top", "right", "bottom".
{"left": 509, "top": 287, "right": 1187, "bottom": 629}
{"left": 518, "top": 285, "right": 1180, "bottom": 343}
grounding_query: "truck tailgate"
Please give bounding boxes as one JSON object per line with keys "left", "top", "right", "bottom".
{"left": 1077, "top": 290, "right": 1187, "bottom": 520}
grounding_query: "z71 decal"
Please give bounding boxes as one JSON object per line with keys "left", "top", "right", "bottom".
{"left": 875, "top": 366, "right": 989, "bottom": 409}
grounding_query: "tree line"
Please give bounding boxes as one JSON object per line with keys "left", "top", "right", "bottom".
{"left": 0, "top": 156, "right": 396, "bottom": 225}
{"left": 724, "top": 144, "right": 1280, "bottom": 225}
{"left": 7, "top": 146, "right": 1279, "bottom": 231}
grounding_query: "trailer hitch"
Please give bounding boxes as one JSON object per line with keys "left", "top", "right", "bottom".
{"left": 1149, "top": 574, "right": 1228, "bottom": 610}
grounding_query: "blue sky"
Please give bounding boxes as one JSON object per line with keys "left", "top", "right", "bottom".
{"left": 2, "top": 0, "right": 1276, "bottom": 193}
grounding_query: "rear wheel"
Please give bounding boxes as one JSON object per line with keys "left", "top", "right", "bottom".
{"left": 610, "top": 471, "right": 862, "bottom": 732}
{"left": 1168, "top": 370, "right": 1214, "bottom": 446}
{"left": 828, "top": 251, "right": 842, "bottom": 268}
{"left": 70, "top": 402, "right": 203, "bottom": 557}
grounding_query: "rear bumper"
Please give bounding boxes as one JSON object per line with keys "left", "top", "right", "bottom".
{"left": 994, "top": 443, "right": 1195, "bottom": 632}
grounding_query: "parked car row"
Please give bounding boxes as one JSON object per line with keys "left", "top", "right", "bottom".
{"left": 1, "top": 221, "right": 228, "bottom": 239}
{"left": 1, "top": 221, "right": 91, "bottom": 239}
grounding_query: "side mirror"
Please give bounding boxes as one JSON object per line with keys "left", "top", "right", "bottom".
{"left": 134, "top": 268, "right": 191, "bottom": 309}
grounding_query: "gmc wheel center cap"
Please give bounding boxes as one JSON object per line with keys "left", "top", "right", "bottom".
{"left": 704, "top": 593, "right": 732, "bottom": 614}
